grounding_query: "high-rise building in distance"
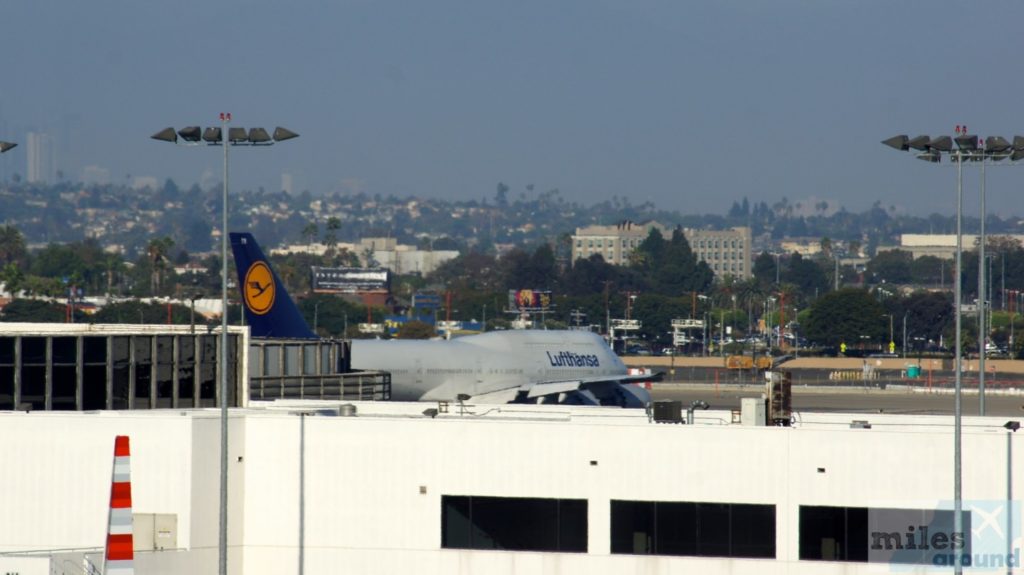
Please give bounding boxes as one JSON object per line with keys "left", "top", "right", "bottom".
{"left": 26, "top": 132, "right": 55, "bottom": 184}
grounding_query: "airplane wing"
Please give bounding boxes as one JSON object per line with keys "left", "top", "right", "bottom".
{"left": 519, "top": 372, "right": 662, "bottom": 407}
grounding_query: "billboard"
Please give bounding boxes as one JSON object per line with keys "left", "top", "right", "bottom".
{"left": 311, "top": 267, "right": 390, "bottom": 293}
{"left": 508, "top": 289, "right": 553, "bottom": 312}
{"left": 412, "top": 293, "right": 442, "bottom": 309}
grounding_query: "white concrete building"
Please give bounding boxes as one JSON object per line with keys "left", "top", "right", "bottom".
{"left": 0, "top": 400, "right": 1020, "bottom": 575}
{"left": 880, "top": 234, "right": 1024, "bottom": 260}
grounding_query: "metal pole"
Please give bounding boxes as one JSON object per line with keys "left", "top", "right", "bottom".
{"left": 298, "top": 413, "right": 306, "bottom": 575}
{"left": 1006, "top": 427, "right": 1015, "bottom": 575}
{"left": 954, "top": 148, "right": 963, "bottom": 575}
{"left": 902, "top": 312, "right": 907, "bottom": 360}
{"left": 219, "top": 113, "right": 230, "bottom": 575}
{"left": 979, "top": 156, "right": 986, "bottom": 416}
{"left": 888, "top": 314, "right": 893, "bottom": 350}
{"left": 1011, "top": 290, "right": 1016, "bottom": 355}
{"left": 719, "top": 310, "right": 724, "bottom": 358}
{"left": 794, "top": 307, "right": 799, "bottom": 358}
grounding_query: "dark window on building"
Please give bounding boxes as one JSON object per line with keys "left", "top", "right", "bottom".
{"left": 612, "top": 499, "right": 656, "bottom": 554}
{"left": 83, "top": 363, "right": 107, "bottom": 410}
{"left": 52, "top": 364, "right": 77, "bottom": 410}
{"left": 611, "top": 500, "right": 774, "bottom": 559}
{"left": 696, "top": 502, "right": 731, "bottom": 557}
{"left": 0, "top": 338, "right": 13, "bottom": 365}
{"left": 178, "top": 337, "right": 196, "bottom": 408}
{"left": 21, "top": 365, "right": 45, "bottom": 410}
{"left": 111, "top": 337, "right": 131, "bottom": 410}
{"left": 51, "top": 337, "right": 77, "bottom": 410}
{"left": 21, "top": 338, "right": 47, "bottom": 410}
{"left": 22, "top": 337, "right": 46, "bottom": 364}
{"left": 799, "top": 506, "right": 869, "bottom": 562}
{"left": 0, "top": 366, "right": 12, "bottom": 410}
{"left": 52, "top": 337, "right": 76, "bottom": 365}
{"left": 83, "top": 337, "right": 106, "bottom": 365}
{"left": 867, "top": 508, "right": 967, "bottom": 565}
{"left": 133, "top": 336, "right": 152, "bottom": 408}
{"left": 655, "top": 501, "right": 696, "bottom": 556}
{"left": 730, "top": 502, "right": 777, "bottom": 558}
{"left": 442, "top": 495, "right": 588, "bottom": 553}
{"left": 198, "top": 335, "right": 217, "bottom": 407}
{"left": 155, "top": 336, "right": 174, "bottom": 408}
{"left": 801, "top": 506, "right": 968, "bottom": 565}
{"left": 83, "top": 337, "right": 108, "bottom": 410}
{"left": 0, "top": 339, "right": 14, "bottom": 410}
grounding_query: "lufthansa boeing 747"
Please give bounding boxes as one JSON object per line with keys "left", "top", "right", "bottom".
{"left": 231, "top": 232, "right": 656, "bottom": 407}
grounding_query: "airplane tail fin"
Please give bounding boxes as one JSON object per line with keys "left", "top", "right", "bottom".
{"left": 230, "top": 232, "right": 317, "bottom": 339}
{"left": 103, "top": 435, "right": 134, "bottom": 575}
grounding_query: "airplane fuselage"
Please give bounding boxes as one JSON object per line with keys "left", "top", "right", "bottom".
{"left": 351, "top": 330, "right": 628, "bottom": 402}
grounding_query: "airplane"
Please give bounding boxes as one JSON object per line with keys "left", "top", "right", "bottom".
{"left": 230, "top": 232, "right": 658, "bottom": 407}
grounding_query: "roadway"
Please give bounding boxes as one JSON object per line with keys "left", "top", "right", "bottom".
{"left": 650, "top": 383, "right": 1024, "bottom": 417}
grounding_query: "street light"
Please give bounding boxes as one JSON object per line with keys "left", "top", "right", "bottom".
{"left": 885, "top": 313, "right": 893, "bottom": 353}
{"left": 189, "top": 293, "right": 203, "bottom": 334}
{"left": 972, "top": 134, "right": 1016, "bottom": 417}
{"left": 902, "top": 312, "right": 908, "bottom": 360}
{"left": 882, "top": 127, "right": 1021, "bottom": 575}
{"left": 152, "top": 115, "right": 298, "bottom": 575}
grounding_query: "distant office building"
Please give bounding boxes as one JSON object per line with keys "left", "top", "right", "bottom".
{"left": 878, "top": 234, "right": 1024, "bottom": 260}
{"left": 571, "top": 221, "right": 669, "bottom": 266}
{"left": 686, "top": 227, "right": 752, "bottom": 280}
{"left": 571, "top": 222, "right": 751, "bottom": 279}
{"left": 281, "top": 173, "right": 294, "bottom": 195}
{"left": 81, "top": 165, "right": 111, "bottom": 185}
{"left": 358, "top": 237, "right": 458, "bottom": 275}
{"left": 26, "top": 132, "right": 55, "bottom": 184}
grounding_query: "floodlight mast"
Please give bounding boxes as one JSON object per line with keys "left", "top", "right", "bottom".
{"left": 151, "top": 117, "right": 298, "bottom": 575}
{"left": 882, "top": 127, "right": 1022, "bottom": 575}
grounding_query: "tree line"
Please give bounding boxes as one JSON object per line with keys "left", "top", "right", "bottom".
{"left": 4, "top": 220, "right": 1024, "bottom": 354}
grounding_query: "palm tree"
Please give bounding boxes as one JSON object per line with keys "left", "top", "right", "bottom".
{"left": 324, "top": 217, "right": 341, "bottom": 254}
{"left": 104, "top": 253, "right": 126, "bottom": 296}
{"left": 147, "top": 237, "right": 175, "bottom": 295}
{"left": 301, "top": 222, "right": 319, "bottom": 252}
{"left": 733, "top": 278, "right": 767, "bottom": 332}
{"left": 0, "top": 225, "right": 27, "bottom": 266}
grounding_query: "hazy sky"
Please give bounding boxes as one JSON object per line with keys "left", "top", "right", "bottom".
{"left": 3, "top": 1, "right": 1024, "bottom": 218}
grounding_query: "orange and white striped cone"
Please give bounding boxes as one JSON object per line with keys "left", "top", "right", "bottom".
{"left": 103, "top": 436, "right": 133, "bottom": 575}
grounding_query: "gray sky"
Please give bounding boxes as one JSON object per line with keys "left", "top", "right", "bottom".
{"left": 3, "top": 1, "right": 1024, "bottom": 218}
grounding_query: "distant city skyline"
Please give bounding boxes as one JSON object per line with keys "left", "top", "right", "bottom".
{"left": 4, "top": 1, "right": 1024, "bottom": 218}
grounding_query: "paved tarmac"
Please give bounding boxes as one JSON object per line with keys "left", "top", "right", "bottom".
{"left": 650, "top": 383, "right": 1024, "bottom": 417}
